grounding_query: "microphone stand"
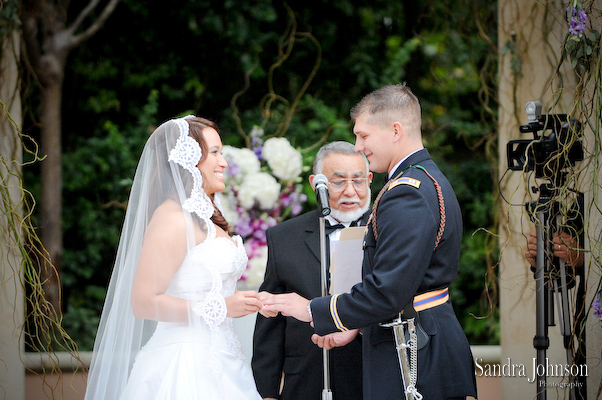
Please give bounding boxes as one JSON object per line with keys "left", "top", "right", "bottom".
{"left": 319, "top": 216, "right": 333, "bottom": 400}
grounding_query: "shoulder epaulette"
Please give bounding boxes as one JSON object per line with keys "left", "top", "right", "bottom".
{"left": 388, "top": 176, "right": 421, "bottom": 190}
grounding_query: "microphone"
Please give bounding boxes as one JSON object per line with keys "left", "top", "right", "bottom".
{"left": 313, "top": 174, "right": 331, "bottom": 216}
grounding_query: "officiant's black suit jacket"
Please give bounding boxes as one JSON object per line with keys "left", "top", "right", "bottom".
{"left": 252, "top": 209, "right": 366, "bottom": 400}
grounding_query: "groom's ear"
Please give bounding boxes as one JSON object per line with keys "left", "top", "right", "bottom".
{"left": 309, "top": 174, "right": 316, "bottom": 190}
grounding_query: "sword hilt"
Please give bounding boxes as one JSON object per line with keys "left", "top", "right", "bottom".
{"left": 379, "top": 314, "right": 404, "bottom": 327}
{"left": 379, "top": 314, "right": 422, "bottom": 400}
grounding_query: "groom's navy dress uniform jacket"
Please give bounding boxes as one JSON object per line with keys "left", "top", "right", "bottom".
{"left": 252, "top": 209, "right": 366, "bottom": 400}
{"left": 310, "top": 149, "right": 477, "bottom": 400}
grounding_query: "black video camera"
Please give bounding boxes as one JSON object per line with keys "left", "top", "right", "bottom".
{"left": 507, "top": 101, "right": 584, "bottom": 179}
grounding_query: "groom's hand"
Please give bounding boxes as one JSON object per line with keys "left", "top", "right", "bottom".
{"left": 257, "top": 291, "right": 279, "bottom": 318}
{"left": 262, "top": 293, "right": 311, "bottom": 322}
{"left": 311, "top": 329, "right": 359, "bottom": 350}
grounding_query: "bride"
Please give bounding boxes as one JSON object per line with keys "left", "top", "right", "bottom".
{"left": 85, "top": 116, "right": 264, "bottom": 399}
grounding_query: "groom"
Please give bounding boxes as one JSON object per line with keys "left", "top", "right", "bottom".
{"left": 262, "top": 84, "right": 477, "bottom": 400}
{"left": 252, "top": 141, "right": 372, "bottom": 400}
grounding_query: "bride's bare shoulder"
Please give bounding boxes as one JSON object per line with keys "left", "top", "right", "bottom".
{"left": 147, "top": 199, "right": 187, "bottom": 237}
{"left": 147, "top": 199, "right": 209, "bottom": 245}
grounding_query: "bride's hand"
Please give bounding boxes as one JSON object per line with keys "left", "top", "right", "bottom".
{"left": 225, "top": 290, "right": 262, "bottom": 318}
{"left": 257, "top": 291, "right": 279, "bottom": 318}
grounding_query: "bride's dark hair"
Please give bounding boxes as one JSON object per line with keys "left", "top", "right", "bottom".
{"left": 186, "top": 117, "right": 231, "bottom": 233}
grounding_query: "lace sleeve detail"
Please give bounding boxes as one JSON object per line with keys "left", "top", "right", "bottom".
{"left": 192, "top": 292, "right": 227, "bottom": 325}
{"left": 189, "top": 246, "right": 227, "bottom": 397}
{"left": 190, "top": 242, "right": 227, "bottom": 325}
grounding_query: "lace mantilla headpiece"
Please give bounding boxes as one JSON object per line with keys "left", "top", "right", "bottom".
{"left": 168, "top": 116, "right": 229, "bottom": 395}
{"left": 168, "top": 116, "right": 216, "bottom": 239}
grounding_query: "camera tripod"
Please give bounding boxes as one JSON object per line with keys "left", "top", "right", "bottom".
{"left": 527, "top": 182, "right": 586, "bottom": 400}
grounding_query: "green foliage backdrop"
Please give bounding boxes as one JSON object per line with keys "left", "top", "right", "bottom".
{"left": 21, "top": 0, "right": 499, "bottom": 349}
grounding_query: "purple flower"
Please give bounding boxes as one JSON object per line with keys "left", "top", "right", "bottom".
{"left": 286, "top": 192, "right": 307, "bottom": 216}
{"left": 281, "top": 191, "right": 307, "bottom": 209}
{"left": 291, "top": 201, "right": 304, "bottom": 216}
{"left": 250, "top": 126, "right": 264, "bottom": 139}
{"left": 253, "top": 145, "right": 264, "bottom": 161}
{"left": 567, "top": 6, "right": 587, "bottom": 36}
{"left": 253, "top": 228, "right": 267, "bottom": 242}
{"left": 235, "top": 216, "right": 254, "bottom": 237}
{"left": 280, "top": 193, "right": 293, "bottom": 207}
{"left": 227, "top": 160, "right": 241, "bottom": 177}
{"left": 266, "top": 216, "right": 278, "bottom": 229}
{"left": 243, "top": 238, "right": 259, "bottom": 257}
{"left": 593, "top": 292, "right": 602, "bottom": 319}
{"left": 250, "top": 128, "right": 265, "bottom": 160}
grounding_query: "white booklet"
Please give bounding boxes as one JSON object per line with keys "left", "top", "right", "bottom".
{"left": 330, "top": 226, "right": 365, "bottom": 294}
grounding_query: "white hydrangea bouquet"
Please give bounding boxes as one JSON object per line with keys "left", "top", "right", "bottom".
{"left": 217, "top": 127, "right": 307, "bottom": 290}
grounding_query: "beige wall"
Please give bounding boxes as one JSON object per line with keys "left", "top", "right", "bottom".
{"left": 498, "top": 0, "right": 602, "bottom": 399}
{"left": 26, "top": 373, "right": 87, "bottom": 400}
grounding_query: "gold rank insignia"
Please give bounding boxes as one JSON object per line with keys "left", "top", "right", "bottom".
{"left": 388, "top": 176, "right": 421, "bottom": 190}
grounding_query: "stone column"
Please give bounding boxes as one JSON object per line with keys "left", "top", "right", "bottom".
{"left": 498, "top": 0, "right": 602, "bottom": 398}
{"left": 0, "top": 31, "right": 24, "bottom": 400}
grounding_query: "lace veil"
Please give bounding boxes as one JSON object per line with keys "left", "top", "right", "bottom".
{"left": 84, "top": 116, "right": 222, "bottom": 399}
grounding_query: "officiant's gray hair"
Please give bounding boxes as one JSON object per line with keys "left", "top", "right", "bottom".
{"left": 313, "top": 141, "right": 369, "bottom": 175}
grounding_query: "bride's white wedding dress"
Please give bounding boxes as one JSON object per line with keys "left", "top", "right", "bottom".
{"left": 120, "top": 235, "right": 262, "bottom": 400}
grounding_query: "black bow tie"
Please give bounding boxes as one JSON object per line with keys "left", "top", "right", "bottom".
{"left": 325, "top": 222, "right": 345, "bottom": 236}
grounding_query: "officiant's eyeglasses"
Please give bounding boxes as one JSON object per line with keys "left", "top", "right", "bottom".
{"left": 328, "top": 178, "right": 369, "bottom": 192}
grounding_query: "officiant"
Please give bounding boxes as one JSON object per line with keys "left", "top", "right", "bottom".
{"left": 252, "top": 141, "right": 372, "bottom": 400}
